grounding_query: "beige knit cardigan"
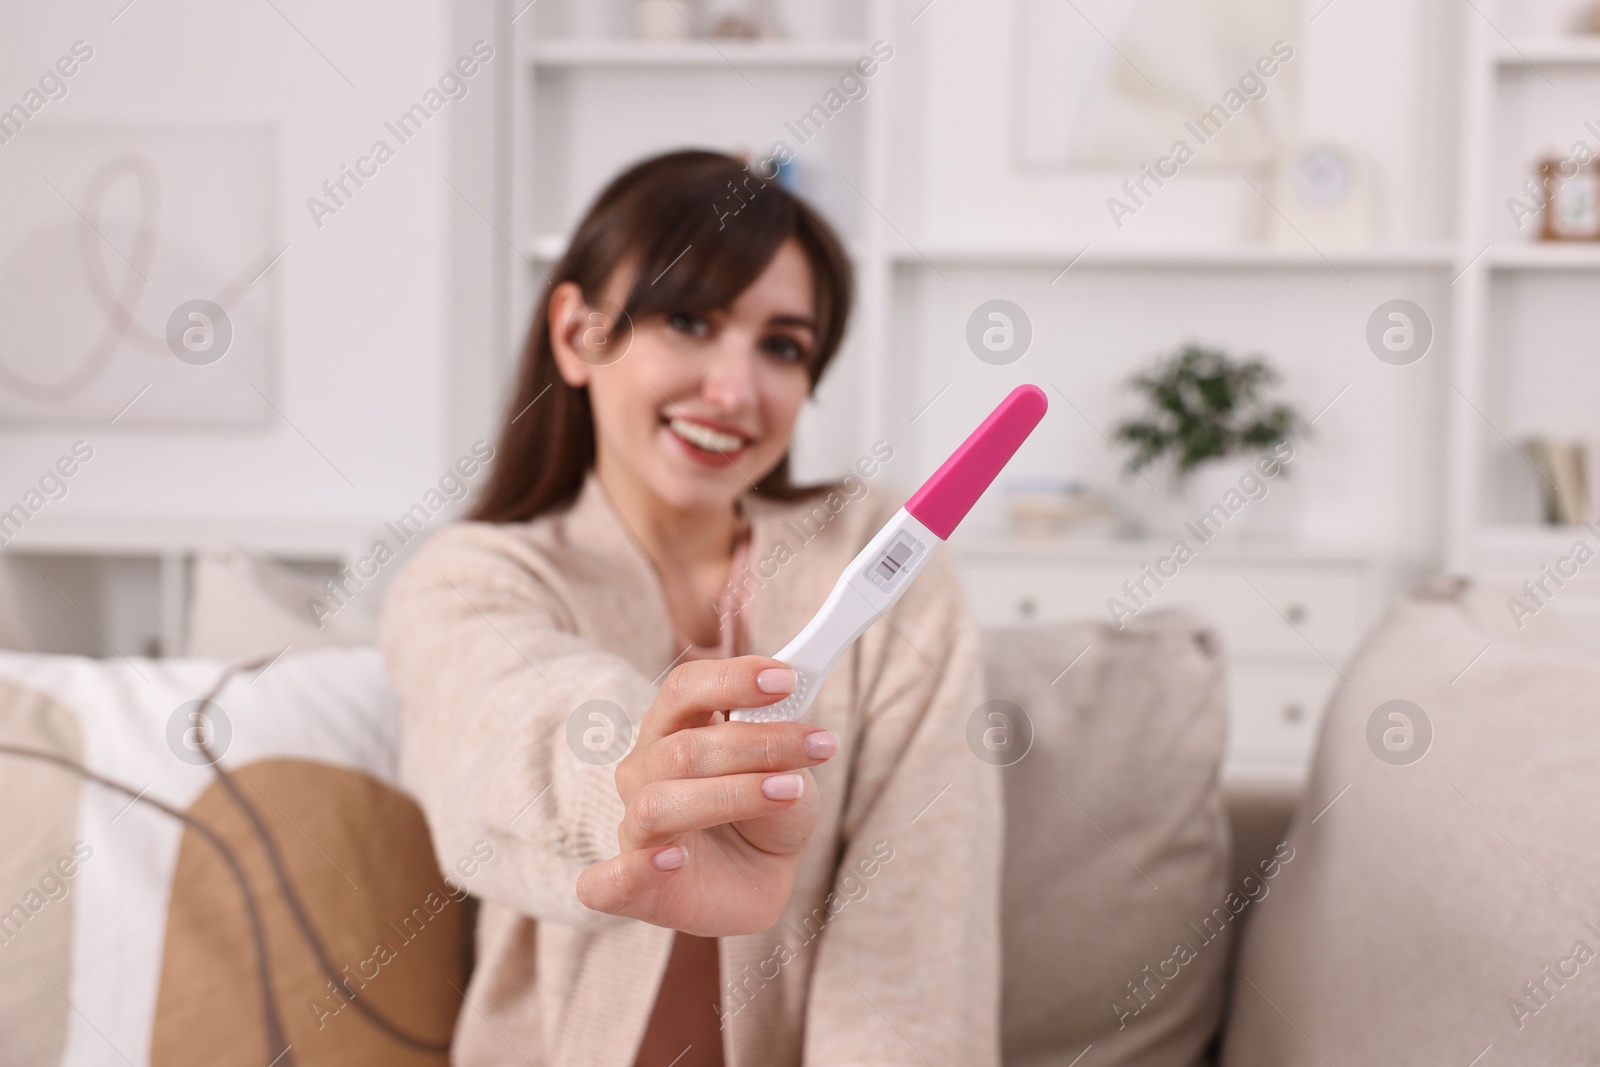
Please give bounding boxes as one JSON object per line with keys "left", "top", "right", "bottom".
{"left": 379, "top": 471, "right": 1001, "bottom": 1067}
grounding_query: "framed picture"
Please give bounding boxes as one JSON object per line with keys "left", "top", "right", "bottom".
{"left": 1015, "top": 0, "right": 1297, "bottom": 168}
{"left": 1540, "top": 156, "right": 1600, "bottom": 241}
{"left": 0, "top": 123, "right": 280, "bottom": 426}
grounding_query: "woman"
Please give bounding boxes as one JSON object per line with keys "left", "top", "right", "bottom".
{"left": 380, "top": 150, "right": 1000, "bottom": 1067}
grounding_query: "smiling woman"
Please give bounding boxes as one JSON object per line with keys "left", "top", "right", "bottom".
{"left": 380, "top": 149, "right": 1000, "bottom": 1067}
{"left": 471, "top": 149, "right": 852, "bottom": 524}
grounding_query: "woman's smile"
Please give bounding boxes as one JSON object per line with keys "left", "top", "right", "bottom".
{"left": 661, "top": 413, "right": 755, "bottom": 467}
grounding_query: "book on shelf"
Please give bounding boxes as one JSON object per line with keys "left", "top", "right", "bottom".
{"left": 1525, "top": 437, "right": 1590, "bottom": 525}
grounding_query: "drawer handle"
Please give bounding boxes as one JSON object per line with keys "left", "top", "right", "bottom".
{"left": 1018, "top": 597, "right": 1038, "bottom": 619}
{"left": 1283, "top": 703, "right": 1305, "bottom": 723}
{"left": 1285, "top": 603, "right": 1308, "bottom": 625}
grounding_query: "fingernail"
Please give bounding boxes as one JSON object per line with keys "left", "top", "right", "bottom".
{"left": 803, "top": 730, "right": 838, "bottom": 759}
{"left": 652, "top": 846, "right": 686, "bottom": 871}
{"left": 762, "top": 773, "right": 804, "bottom": 800}
{"left": 757, "top": 668, "right": 797, "bottom": 694}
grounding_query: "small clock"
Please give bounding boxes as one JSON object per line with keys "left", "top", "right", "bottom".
{"left": 1267, "top": 142, "right": 1373, "bottom": 246}
{"left": 1292, "top": 148, "right": 1353, "bottom": 207}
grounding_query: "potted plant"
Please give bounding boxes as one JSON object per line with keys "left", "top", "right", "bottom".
{"left": 1112, "top": 344, "right": 1305, "bottom": 533}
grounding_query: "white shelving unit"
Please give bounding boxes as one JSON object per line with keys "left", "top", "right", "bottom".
{"left": 510, "top": 3, "right": 897, "bottom": 456}
{"left": 1488, "top": 243, "right": 1600, "bottom": 269}
{"left": 502, "top": 1, "right": 1451, "bottom": 778}
{"left": 1493, "top": 37, "right": 1600, "bottom": 64}
{"left": 502, "top": 0, "right": 1599, "bottom": 775}
{"left": 3, "top": 517, "right": 376, "bottom": 659}
{"left": 1447, "top": 1, "right": 1600, "bottom": 577}
{"left": 889, "top": 242, "right": 1458, "bottom": 270}
{"left": 529, "top": 39, "right": 874, "bottom": 67}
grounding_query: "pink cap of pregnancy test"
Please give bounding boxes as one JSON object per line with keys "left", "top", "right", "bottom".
{"left": 905, "top": 384, "right": 1048, "bottom": 540}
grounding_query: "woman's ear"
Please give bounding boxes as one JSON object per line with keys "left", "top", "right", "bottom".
{"left": 547, "top": 281, "right": 593, "bottom": 388}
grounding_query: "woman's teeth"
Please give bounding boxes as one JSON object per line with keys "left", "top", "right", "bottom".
{"left": 668, "top": 417, "right": 745, "bottom": 454}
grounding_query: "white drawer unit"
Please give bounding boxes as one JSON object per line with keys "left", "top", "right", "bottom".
{"left": 1225, "top": 662, "right": 1343, "bottom": 774}
{"left": 953, "top": 539, "right": 1392, "bottom": 779}
{"left": 956, "top": 555, "right": 1377, "bottom": 659}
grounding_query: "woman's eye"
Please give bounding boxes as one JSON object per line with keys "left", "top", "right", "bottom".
{"left": 763, "top": 335, "right": 807, "bottom": 363}
{"left": 667, "top": 312, "right": 709, "bottom": 337}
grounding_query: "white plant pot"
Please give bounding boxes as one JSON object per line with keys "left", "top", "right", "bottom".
{"left": 1181, "top": 457, "right": 1258, "bottom": 542}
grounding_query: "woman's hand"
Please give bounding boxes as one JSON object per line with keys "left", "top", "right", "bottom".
{"left": 575, "top": 656, "right": 838, "bottom": 936}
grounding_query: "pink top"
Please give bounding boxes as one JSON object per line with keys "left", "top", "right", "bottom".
{"left": 905, "top": 384, "right": 1048, "bottom": 540}
{"left": 639, "top": 508, "right": 752, "bottom": 1067}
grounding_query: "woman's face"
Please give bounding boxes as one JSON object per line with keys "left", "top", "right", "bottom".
{"left": 551, "top": 238, "right": 818, "bottom": 515}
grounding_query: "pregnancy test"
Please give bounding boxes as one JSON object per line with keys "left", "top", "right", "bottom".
{"left": 730, "top": 384, "right": 1048, "bottom": 724}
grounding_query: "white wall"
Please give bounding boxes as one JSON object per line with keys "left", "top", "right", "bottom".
{"left": 0, "top": 0, "right": 463, "bottom": 526}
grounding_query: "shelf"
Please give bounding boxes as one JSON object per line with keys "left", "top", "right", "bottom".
{"left": 1472, "top": 524, "right": 1600, "bottom": 558}
{"left": 527, "top": 235, "right": 1457, "bottom": 272}
{"left": 528, "top": 39, "right": 872, "bottom": 68}
{"left": 2, "top": 515, "right": 383, "bottom": 559}
{"left": 1466, "top": 527, "right": 1600, "bottom": 587}
{"left": 534, "top": 235, "right": 1595, "bottom": 273}
{"left": 1493, "top": 37, "right": 1600, "bottom": 66}
{"left": 525, "top": 233, "right": 869, "bottom": 263}
{"left": 952, "top": 536, "right": 1383, "bottom": 566}
{"left": 890, "top": 242, "right": 1457, "bottom": 270}
{"left": 1489, "top": 243, "right": 1600, "bottom": 270}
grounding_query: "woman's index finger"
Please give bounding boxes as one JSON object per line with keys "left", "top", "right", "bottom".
{"left": 639, "top": 655, "right": 794, "bottom": 746}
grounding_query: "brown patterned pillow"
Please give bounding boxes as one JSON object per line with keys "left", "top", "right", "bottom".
{"left": 0, "top": 648, "right": 473, "bottom": 1065}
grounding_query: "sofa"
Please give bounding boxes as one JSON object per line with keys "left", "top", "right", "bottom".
{"left": 0, "top": 552, "right": 1594, "bottom": 1065}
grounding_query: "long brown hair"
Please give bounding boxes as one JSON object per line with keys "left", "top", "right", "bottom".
{"left": 470, "top": 149, "right": 854, "bottom": 523}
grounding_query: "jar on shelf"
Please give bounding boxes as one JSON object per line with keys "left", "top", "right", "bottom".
{"left": 636, "top": 0, "right": 694, "bottom": 40}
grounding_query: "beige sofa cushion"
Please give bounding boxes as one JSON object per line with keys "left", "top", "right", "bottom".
{"left": 0, "top": 555, "right": 35, "bottom": 651}
{"left": 1223, "top": 579, "right": 1600, "bottom": 1065}
{"left": 184, "top": 550, "right": 379, "bottom": 660}
{"left": 985, "top": 610, "right": 1233, "bottom": 1067}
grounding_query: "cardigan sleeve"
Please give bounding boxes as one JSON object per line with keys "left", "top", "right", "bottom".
{"left": 378, "top": 522, "right": 651, "bottom": 930}
{"left": 800, "top": 546, "right": 1003, "bottom": 1067}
